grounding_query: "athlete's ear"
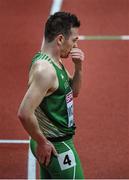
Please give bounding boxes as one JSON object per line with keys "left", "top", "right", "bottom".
{"left": 56, "top": 34, "right": 65, "bottom": 46}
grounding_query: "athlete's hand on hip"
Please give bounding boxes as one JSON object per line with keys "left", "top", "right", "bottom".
{"left": 36, "top": 140, "right": 58, "bottom": 166}
{"left": 70, "top": 46, "right": 84, "bottom": 65}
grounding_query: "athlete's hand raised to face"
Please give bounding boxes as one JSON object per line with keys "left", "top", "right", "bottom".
{"left": 70, "top": 46, "right": 84, "bottom": 65}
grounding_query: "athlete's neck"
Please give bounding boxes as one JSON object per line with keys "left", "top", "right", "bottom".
{"left": 41, "top": 41, "right": 62, "bottom": 65}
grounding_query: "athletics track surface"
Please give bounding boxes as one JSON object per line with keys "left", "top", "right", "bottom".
{"left": 0, "top": 0, "right": 129, "bottom": 179}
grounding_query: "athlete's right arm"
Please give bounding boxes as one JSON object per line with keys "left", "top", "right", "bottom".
{"left": 17, "top": 64, "right": 57, "bottom": 165}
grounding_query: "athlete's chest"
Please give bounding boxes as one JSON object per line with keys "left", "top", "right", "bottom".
{"left": 55, "top": 68, "right": 71, "bottom": 95}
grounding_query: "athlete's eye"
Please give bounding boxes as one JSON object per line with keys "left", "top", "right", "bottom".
{"left": 73, "top": 37, "right": 78, "bottom": 43}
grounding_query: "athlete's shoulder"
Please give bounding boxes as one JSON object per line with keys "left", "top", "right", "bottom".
{"left": 33, "top": 58, "right": 55, "bottom": 74}
{"left": 36, "top": 61, "right": 56, "bottom": 79}
{"left": 29, "top": 59, "right": 56, "bottom": 87}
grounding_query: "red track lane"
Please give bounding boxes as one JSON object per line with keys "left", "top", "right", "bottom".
{"left": 62, "top": 0, "right": 129, "bottom": 35}
{"left": 0, "top": 0, "right": 129, "bottom": 179}
{"left": 64, "top": 40, "right": 129, "bottom": 178}
{"left": 0, "top": 0, "right": 51, "bottom": 140}
{"left": 62, "top": 0, "right": 129, "bottom": 178}
{"left": 0, "top": 144, "right": 28, "bottom": 179}
{"left": 0, "top": 0, "right": 51, "bottom": 178}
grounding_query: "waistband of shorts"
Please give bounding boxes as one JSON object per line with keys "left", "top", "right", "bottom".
{"left": 47, "top": 135, "right": 73, "bottom": 142}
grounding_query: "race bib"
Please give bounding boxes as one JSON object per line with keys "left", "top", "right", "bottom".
{"left": 57, "top": 150, "right": 76, "bottom": 170}
{"left": 66, "top": 91, "right": 74, "bottom": 127}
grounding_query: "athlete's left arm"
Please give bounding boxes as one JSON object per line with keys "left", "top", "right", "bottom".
{"left": 69, "top": 47, "right": 84, "bottom": 97}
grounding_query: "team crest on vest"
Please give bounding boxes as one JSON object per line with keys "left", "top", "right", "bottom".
{"left": 61, "top": 74, "right": 64, "bottom": 79}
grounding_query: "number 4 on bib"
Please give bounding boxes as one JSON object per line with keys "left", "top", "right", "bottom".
{"left": 58, "top": 150, "right": 76, "bottom": 170}
{"left": 63, "top": 154, "right": 71, "bottom": 166}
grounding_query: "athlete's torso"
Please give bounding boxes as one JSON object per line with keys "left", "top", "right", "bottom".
{"left": 30, "top": 52, "right": 76, "bottom": 139}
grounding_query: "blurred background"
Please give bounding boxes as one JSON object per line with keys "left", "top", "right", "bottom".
{"left": 0, "top": 0, "right": 129, "bottom": 179}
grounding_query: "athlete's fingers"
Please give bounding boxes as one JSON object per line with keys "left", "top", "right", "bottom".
{"left": 71, "top": 49, "right": 84, "bottom": 53}
{"left": 41, "top": 155, "right": 45, "bottom": 165}
{"left": 70, "top": 53, "right": 82, "bottom": 57}
{"left": 45, "top": 154, "right": 51, "bottom": 166}
{"left": 47, "top": 141, "right": 58, "bottom": 157}
{"left": 36, "top": 153, "right": 45, "bottom": 164}
{"left": 70, "top": 49, "right": 84, "bottom": 61}
{"left": 71, "top": 48, "right": 82, "bottom": 53}
{"left": 71, "top": 55, "right": 84, "bottom": 61}
{"left": 52, "top": 145, "right": 58, "bottom": 157}
{"left": 75, "top": 55, "right": 84, "bottom": 60}
{"left": 70, "top": 51, "right": 84, "bottom": 56}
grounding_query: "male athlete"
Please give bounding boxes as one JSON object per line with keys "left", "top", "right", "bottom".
{"left": 18, "top": 12, "right": 85, "bottom": 179}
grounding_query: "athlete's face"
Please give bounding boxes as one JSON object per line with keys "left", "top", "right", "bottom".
{"left": 60, "top": 27, "right": 79, "bottom": 58}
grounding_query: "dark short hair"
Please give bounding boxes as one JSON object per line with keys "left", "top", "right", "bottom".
{"left": 45, "top": 11, "right": 80, "bottom": 42}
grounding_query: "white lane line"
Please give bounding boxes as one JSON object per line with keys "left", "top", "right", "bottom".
{"left": 50, "top": 0, "right": 63, "bottom": 15}
{"left": 79, "top": 35, "right": 129, "bottom": 40}
{"left": 0, "top": 139, "right": 36, "bottom": 179}
{"left": 121, "top": 35, "right": 129, "bottom": 40}
{"left": 0, "top": 139, "right": 29, "bottom": 144}
{"left": 27, "top": 143, "right": 36, "bottom": 180}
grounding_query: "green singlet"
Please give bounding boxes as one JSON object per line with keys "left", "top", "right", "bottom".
{"left": 30, "top": 52, "right": 84, "bottom": 179}
{"left": 32, "top": 52, "right": 75, "bottom": 139}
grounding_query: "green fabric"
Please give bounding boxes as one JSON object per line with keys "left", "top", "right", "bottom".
{"left": 31, "top": 52, "right": 75, "bottom": 137}
{"left": 30, "top": 138, "right": 84, "bottom": 179}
